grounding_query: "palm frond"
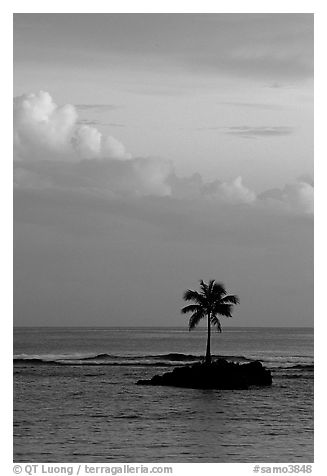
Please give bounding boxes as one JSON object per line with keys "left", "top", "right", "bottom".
{"left": 208, "top": 279, "right": 216, "bottom": 294}
{"left": 211, "top": 316, "right": 222, "bottom": 332}
{"left": 200, "top": 279, "right": 216, "bottom": 299}
{"left": 221, "top": 294, "right": 240, "bottom": 305}
{"left": 189, "top": 310, "right": 205, "bottom": 330}
{"left": 183, "top": 289, "right": 206, "bottom": 306}
{"left": 199, "top": 280, "right": 208, "bottom": 295}
{"left": 211, "top": 282, "right": 227, "bottom": 299}
{"left": 213, "top": 303, "right": 233, "bottom": 317}
{"left": 183, "top": 289, "right": 199, "bottom": 301}
{"left": 181, "top": 304, "right": 203, "bottom": 315}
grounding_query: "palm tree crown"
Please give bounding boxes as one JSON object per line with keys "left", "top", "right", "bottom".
{"left": 181, "top": 279, "right": 239, "bottom": 364}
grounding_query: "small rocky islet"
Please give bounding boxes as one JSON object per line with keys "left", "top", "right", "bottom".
{"left": 137, "top": 358, "right": 272, "bottom": 390}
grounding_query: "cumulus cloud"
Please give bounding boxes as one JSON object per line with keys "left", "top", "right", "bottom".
{"left": 203, "top": 176, "right": 256, "bottom": 204}
{"left": 169, "top": 174, "right": 256, "bottom": 204}
{"left": 14, "top": 91, "right": 130, "bottom": 161}
{"left": 14, "top": 91, "right": 77, "bottom": 161}
{"left": 13, "top": 91, "right": 313, "bottom": 214}
{"left": 169, "top": 174, "right": 312, "bottom": 214}
{"left": 259, "top": 179, "right": 314, "bottom": 214}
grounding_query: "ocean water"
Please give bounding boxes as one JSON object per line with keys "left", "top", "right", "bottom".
{"left": 13, "top": 327, "right": 313, "bottom": 463}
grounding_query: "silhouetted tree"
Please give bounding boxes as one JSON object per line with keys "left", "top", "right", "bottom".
{"left": 181, "top": 280, "right": 239, "bottom": 364}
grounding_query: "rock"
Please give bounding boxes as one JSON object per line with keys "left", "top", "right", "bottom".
{"left": 136, "top": 359, "right": 272, "bottom": 389}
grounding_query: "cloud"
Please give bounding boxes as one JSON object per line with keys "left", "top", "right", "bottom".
{"left": 15, "top": 158, "right": 312, "bottom": 215}
{"left": 13, "top": 91, "right": 172, "bottom": 197}
{"left": 169, "top": 174, "right": 311, "bottom": 214}
{"left": 267, "top": 82, "right": 283, "bottom": 89}
{"left": 219, "top": 101, "right": 284, "bottom": 111}
{"left": 298, "top": 174, "right": 314, "bottom": 187}
{"left": 259, "top": 180, "right": 313, "bottom": 215}
{"left": 196, "top": 126, "right": 294, "bottom": 137}
{"left": 71, "top": 124, "right": 130, "bottom": 160}
{"left": 105, "top": 123, "right": 125, "bottom": 128}
{"left": 77, "top": 119, "right": 125, "bottom": 128}
{"left": 13, "top": 91, "right": 313, "bottom": 214}
{"left": 76, "top": 119, "right": 100, "bottom": 126}
{"left": 226, "top": 126, "right": 294, "bottom": 138}
{"left": 14, "top": 91, "right": 77, "bottom": 161}
{"left": 169, "top": 174, "right": 256, "bottom": 204}
{"left": 75, "top": 104, "right": 118, "bottom": 112}
{"left": 14, "top": 157, "right": 174, "bottom": 198}
{"left": 14, "top": 91, "right": 130, "bottom": 161}
{"left": 204, "top": 176, "right": 256, "bottom": 204}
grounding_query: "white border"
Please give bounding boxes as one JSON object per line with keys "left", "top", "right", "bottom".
{"left": 4, "top": 2, "right": 324, "bottom": 472}
{"left": 9, "top": 1, "right": 317, "bottom": 14}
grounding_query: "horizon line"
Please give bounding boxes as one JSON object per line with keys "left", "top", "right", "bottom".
{"left": 13, "top": 325, "right": 314, "bottom": 329}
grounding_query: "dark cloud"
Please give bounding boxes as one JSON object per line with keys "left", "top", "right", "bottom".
{"left": 76, "top": 119, "right": 100, "bottom": 126}
{"left": 219, "top": 102, "right": 284, "bottom": 111}
{"left": 77, "top": 119, "right": 125, "bottom": 128}
{"left": 14, "top": 157, "right": 173, "bottom": 198}
{"left": 226, "top": 126, "right": 294, "bottom": 138}
{"left": 75, "top": 104, "right": 118, "bottom": 112}
{"left": 14, "top": 14, "right": 313, "bottom": 82}
{"left": 106, "top": 123, "right": 125, "bottom": 128}
{"left": 267, "top": 82, "right": 284, "bottom": 89}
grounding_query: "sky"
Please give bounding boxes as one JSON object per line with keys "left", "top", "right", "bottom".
{"left": 13, "top": 13, "right": 313, "bottom": 327}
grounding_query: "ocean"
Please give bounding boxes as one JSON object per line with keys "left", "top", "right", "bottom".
{"left": 13, "top": 327, "right": 313, "bottom": 463}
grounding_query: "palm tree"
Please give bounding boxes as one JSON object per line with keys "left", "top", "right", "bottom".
{"left": 181, "top": 280, "right": 239, "bottom": 365}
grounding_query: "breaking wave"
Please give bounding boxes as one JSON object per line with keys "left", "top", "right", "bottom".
{"left": 13, "top": 352, "right": 313, "bottom": 376}
{"left": 13, "top": 352, "right": 254, "bottom": 367}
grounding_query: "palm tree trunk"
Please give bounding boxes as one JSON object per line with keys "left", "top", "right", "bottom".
{"left": 205, "top": 313, "right": 211, "bottom": 364}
